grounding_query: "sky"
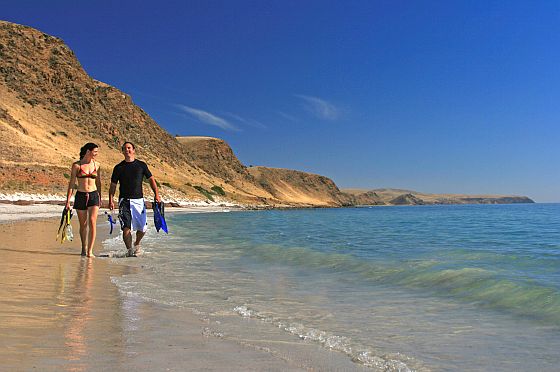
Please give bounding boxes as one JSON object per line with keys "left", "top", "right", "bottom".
{"left": 3, "top": 1, "right": 560, "bottom": 202}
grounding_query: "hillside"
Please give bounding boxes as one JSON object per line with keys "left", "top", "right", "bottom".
{"left": 175, "top": 136, "right": 269, "bottom": 201}
{"left": 0, "top": 20, "right": 347, "bottom": 207}
{"left": 0, "top": 20, "right": 201, "bottom": 200}
{"left": 0, "top": 20, "right": 535, "bottom": 207}
{"left": 247, "top": 166, "right": 352, "bottom": 207}
{"left": 176, "top": 136, "right": 350, "bottom": 207}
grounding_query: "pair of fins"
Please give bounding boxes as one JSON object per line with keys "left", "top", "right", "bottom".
{"left": 152, "top": 200, "right": 168, "bottom": 233}
{"left": 56, "top": 207, "right": 74, "bottom": 243}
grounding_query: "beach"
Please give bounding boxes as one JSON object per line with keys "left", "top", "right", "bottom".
{"left": 0, "top": 209, "right": 367, "bottom": 371}
{"left": 3, "top": 203, "right": 560, "bottom": 371}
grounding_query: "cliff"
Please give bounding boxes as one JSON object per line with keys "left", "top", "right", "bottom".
{"left": 0, "top": 20, "right": 199, "bottom": 199}
{"left": 0, "top": 20, "right": 535, "bottom": 207}
{"left": 0, "top": 21, "right": 349, "bottom": 206}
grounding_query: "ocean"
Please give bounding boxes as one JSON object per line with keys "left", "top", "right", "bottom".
{"left": 103, "top": 204, "right": 560, "bottom": 371}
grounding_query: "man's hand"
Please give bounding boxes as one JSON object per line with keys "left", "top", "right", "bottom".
{"left": 154, "top": 194, "right": 161, "bottom": 203}
{"left": 108, "top": 182, "right": 117, "bottom": 211}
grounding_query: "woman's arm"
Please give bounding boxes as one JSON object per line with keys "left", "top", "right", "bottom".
{"left": 65, "top": 163, "right": 78, "bottom": 209}
{"left": 95, "top": 165, "right": 102, "bottom": 202}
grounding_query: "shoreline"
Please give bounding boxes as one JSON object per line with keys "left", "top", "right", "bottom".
{"left": 1, "top": 211, "right": 366, "bottom": 371}
{"left": 0, "top": 194, "right": 240, "bottom": 224}
{"left": 0, "top": 192, "right": 539, "bottom": 216}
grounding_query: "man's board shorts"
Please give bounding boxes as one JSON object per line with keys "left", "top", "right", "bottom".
{"left": 118, "top": 198, "right": 148, "bottom": 232}
{"left": 74, "top": 191, "right": 100, "bottom": 210}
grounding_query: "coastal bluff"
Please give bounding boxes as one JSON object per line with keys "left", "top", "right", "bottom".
{"left": 0, "top": 20, "right": 534, "bottom": 207}
{"left": 0, "top": 20, "right": 347, "bottom": 207}
{"left": 343, "top": 188, "right": 534, "bottom": 206}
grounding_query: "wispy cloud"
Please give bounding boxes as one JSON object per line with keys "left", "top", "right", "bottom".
{"left": 295, "top": 94, "right": 339, "bottom": 121}
{"left": 176, "top": 104, "right": 239, "bottom": 131}
{"left": 276, "top": 111, "right": 299, "bottom": 123}
{"left": 225, "top": 113, "right": 267, "bottom": 129}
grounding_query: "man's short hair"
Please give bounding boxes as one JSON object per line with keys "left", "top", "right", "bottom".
{"left": 121, "top": 141, "right": 136, "bottom": 150}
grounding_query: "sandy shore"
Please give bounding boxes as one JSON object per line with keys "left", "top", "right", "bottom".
{"left": 0, "top": 203, "right": 239, "bottom": 223}
{"left": 0, "top": 214, "right": 366, "bottom": 371}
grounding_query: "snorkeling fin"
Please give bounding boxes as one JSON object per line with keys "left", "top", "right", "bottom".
{"left": 152, "top": 200, "right": 168, "bottom": 233}
{"left": 56, "top": 208, "right": 66, "bottom": 241}
{"left": 57, "top": 208, "right": 73, "bottom": 243}
{"left": 65, "top": 216, "right": 73, "bottom": 242}
{"left": 106, "top": 212, "right": 117, "bottom": 234}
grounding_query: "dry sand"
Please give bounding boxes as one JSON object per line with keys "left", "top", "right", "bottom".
{"left": 0, "top": 216, "right": 367, "bottom": 371}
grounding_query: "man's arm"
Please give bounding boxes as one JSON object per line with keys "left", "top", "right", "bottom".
{"left": 148, "top": 176, "right": 161, "bottom": 203}
{"left": 109, "top": 182, "right": 117, "bottom": 210}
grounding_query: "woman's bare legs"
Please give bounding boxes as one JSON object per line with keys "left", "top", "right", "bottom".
{"left": 87, "top": 206, "right": 99, "bottom": 257}
{"left": 76, "top": 210, "right": 88, "bottom": 256}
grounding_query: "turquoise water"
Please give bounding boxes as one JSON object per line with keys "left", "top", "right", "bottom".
{"left": 106, "top": 204, "right": 560, "bottom": 371}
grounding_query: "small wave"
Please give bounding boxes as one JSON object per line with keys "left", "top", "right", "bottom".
{"left": 111, "top": 276, "right": 188, "bottom": 307}
{"left": 233, "top": 305, "right": 417, "bottom": 371}
{"left": 390, "top": 267, "right": 560, "bottom": 324}
{"left": 244, "top": 244, "right": 560, "bottom": 326}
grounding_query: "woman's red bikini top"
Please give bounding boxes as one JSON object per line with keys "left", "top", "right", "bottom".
{"left": 77, "top": 161, "right": 98, "bottom": 179}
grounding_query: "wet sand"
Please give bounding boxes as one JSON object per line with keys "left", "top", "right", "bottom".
{"left": 0, "top": 217, "right": 367, "bottom": 371}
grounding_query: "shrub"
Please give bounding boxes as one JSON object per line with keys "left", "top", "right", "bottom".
{"left": 48, "top": 55, "right": 58, "bottom": 67}
{"left": 211, "top": 185, "right": 225, "bottom": 196}
{"left": 194, "top": 186, "right": 214, "bottom": 201}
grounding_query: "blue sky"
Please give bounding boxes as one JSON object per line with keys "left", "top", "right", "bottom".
{"left": 4, "top": 1, "right": 560, "bottom": 201}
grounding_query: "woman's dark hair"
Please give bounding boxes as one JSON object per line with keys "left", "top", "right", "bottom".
{"left": 79, "top": 142, "right": 98, "bottom": 160}
{"left": 121, "top": 141, "right": 135, "bottom": 151}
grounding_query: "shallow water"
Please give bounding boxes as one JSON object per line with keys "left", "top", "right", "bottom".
{"left": 104, "top": 204, "right": 560, "bottom": 371}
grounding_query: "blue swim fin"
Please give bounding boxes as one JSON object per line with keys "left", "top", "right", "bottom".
{"left": 153, "top": 201, "right": 168, "bottom": 233}
{"left": 107, "top": 213, "right": 117, "bottom": 234}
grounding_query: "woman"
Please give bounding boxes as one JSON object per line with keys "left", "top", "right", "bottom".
{"left": 65, "top": 143, "right": 102, "bottom": 257}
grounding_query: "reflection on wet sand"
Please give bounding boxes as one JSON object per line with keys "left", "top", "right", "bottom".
{"left": 0, "top": 219, "right": 133, "bottom": 370}
{"left": 62, "top": 259, "right": 93, "bottom": 369}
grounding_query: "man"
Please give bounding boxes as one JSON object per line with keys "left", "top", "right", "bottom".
{"left": 109, "top": 142, "right": 161, "bottom": 257}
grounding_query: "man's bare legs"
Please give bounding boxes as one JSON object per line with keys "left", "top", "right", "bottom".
{"left": 134, "top": 230, "right": 145, "bottom": 255}
{"left": 122, "top": 228, "right": 133, "bottom": 255}
{"left": 123, "top": 228, "right": 146, "bottom": 256}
